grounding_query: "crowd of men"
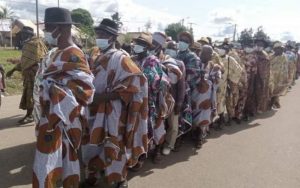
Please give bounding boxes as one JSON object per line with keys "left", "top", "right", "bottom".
{"left": 2, "top": 6, "right": 300, "bottom": 188}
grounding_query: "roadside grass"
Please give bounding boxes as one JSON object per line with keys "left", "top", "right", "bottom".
{"left": 0, "top": 49, "right": 22, "bottom": 95}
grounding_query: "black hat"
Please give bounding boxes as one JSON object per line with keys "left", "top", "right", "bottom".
{"left": 22, "top": 26, "right": 34, "bottom": 35}
{"left": 94, "top": 18, "right": 118, "bottom": 36}
{"left": 44, "top": 7, "right": 75, "bottom": 25}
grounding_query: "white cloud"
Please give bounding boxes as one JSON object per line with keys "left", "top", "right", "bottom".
{"left": 1, "top": 0, "right": 179, "bottom": 34}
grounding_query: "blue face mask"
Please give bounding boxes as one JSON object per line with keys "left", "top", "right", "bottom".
{"left": 165, "top": 49, "right": 177, "bottom": 58}
{"left": 96, "top": 38, "right": 111, "bottom": 50}
{"left": 178, "top": 41, "right": 189, "bottom": 51}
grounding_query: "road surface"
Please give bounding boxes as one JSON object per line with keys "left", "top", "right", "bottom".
{"left": 1, "top": 82, "right": 300, "bottom": 188}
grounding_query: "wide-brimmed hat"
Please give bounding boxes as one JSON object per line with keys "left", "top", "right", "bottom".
{"left": 152, "top": 32, "right": 167, "bottom": 47}
{"left": 94, "top": 18, "right": 118, "bottom": 36}
{"left": 21, "top": 26, "right": 34, "bottom": 35}
{"left": 191, "top": 42, "right": 201, "bottom": 50}
{"left": 197, "top": 37, "right": 209, "bottom": 45}
{"left": 44, "top": 7, "right": 76, "bottom": 25}
{"left": 133, "top": 32, "right": 153, "bottom": 48}
{"left": 178, "top": 31, "right": 194, "bottom": 44}
{"left": 273, "top": 41, "right": 284, "bottom": 49}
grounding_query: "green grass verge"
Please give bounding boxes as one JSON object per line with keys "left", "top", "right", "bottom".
{"left": 0, "top": 49, "right": 23, "bottom": 95}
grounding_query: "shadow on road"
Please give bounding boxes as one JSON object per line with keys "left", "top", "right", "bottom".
{"left": 0, "top": 142, "right": 35, "bottom": 188}
{"left": 128, "top": 109, "right": 279, "bottom": 180}
{"left": 0, "top": 114, "right": 34, "bottom": 130}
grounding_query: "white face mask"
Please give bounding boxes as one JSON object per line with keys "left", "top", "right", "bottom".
{"left": 96, "top": 38, "right": 110, "bottom": 51}
{"left": 178, "top": 41, "right": 189, "bottom": 51}
{"left": 244, "top": 47, "right": 254, "bottom": 54}
{"left": 133, "top": 44, "right": 145, "bottom": 54}
{"left": 217, "top": 48, "right": 226, "bottom": 56}
{"left": 44, "top": 28, "right": 60, "bottom": 46}
{"left": 165, "top": 49, "right": 177, "bottom": 58}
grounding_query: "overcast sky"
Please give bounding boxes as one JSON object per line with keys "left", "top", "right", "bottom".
{"left": 1, "top": 0, "right": 299, "bottom": 41}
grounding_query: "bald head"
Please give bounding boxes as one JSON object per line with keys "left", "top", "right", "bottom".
{"left": 200, "top": 45, "right": 213, "bottom": 63}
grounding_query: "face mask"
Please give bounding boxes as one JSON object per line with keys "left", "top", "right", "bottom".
{"left": 133, "top": 44, "right": 145, "bottom": 54}
{"left": 149, "top": 50, "right": 156, "bottom": 56}
{"left": 165, "top": 49, "right": 177, "bottom": 58}
{"left": 44, "top": 28, "right": 60, "bottom": 46}
{"left": 96, "top": 38, "right": 111, "bottom": 51}
{"left": 244, "top": 47, "right": 253, "bottom": 54}
{"left": 217, "top": 48, "right": 226, "bottom": 56}
{"left": 178, "top": 41, "right": 189, "bottom": 51}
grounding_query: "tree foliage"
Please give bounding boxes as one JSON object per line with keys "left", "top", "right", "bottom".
{"left": 0, "top": 6, "right": 14, "bottom": 19}
{"left": 71, "top": 8, "right": 94, "bottom": 36}
{"left": 111, "top": 12, "right": 123, "bottom": 29}
{"left": 254, "top": 26, "right": 270, "bottom": 40}
{"left": 165, "top": 23, "right": 188, "bottom": 42}
{"left": 239, "top": 28, "right": 253, "bottom": 46}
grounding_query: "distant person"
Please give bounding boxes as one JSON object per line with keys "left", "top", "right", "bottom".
{"left": 6, "top": 26, "right": 48, "bottom": 124}
{"left": 0, "top": 64, "right": 5, "bottom": 107}
{"left": 269, "top": 42, "right": 289, "bottom": 108}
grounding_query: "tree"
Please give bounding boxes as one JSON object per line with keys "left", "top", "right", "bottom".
{"left": 0, "top": 6, "right": 14, "bottom": 19}
{"left": 71, "top": 8, "right": 94, "bottom": 36}
{"left": 111, "top": 12, "right": 123, "bottom": 29}
{"left": 144, "top": 20, "right": 152, "bottom": 32}
{"left": 165, "top": 23, "right": 188, "bottom": 42}
{"left": 253, "top": 26, "right": 270, "bottom": 41}
{"left": 239, "top": 28, "right": 253, "bottom": 46}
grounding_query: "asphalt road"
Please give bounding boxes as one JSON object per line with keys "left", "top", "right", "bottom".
{"left": 1, "top": 82, "right": 300, "bottom": 188}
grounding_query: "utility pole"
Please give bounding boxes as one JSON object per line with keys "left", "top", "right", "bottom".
{"left": 35, "top": 0, "right": 39, "bottom": 38}
{"left": 233, "top": 24, "right": 237, "bottom": 42}
{"left": 58, "top": 0, "right": 60, "bottom": 7}
{"left": 188, "top": 22, "right": 197, "bottom": 30}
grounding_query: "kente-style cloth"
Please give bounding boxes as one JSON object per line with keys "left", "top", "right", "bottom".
{"left": 242, "top": 53, "right": 258, "bottom": 115}
{"left": 254, "top": 50, "right": 270, "bottom": 112}
{"left": 177, "top": 50, "right": 200, "bottom": 90}
{"left": 177, "top": 50, "right": 200, "bottom": 134}
{"left": 135, "top": 55, "right": 174, "bottom": 146}
{"left": 192, "top": 62, "right": 221, "bottom": 137}
{"left": 86, "top": 46, "right": 101, "bottom": 71}
{"left": 33, "top": 47, "right": 58, "bottom": 124}
{"left": 162, "top": 56, "right": 190, "bottom": 136}
{"left": 14, "top": 37, "right": 48, "bottom": 110}
{"left": 85, "top": 49, "right": 148, "bottom": 184}
{"left": 217, "top": 55, "right": 243, "bottom": 116}
{"left": 32, "top": 45, "right": 95, "bottom": 188}
{"left": 269, "top": 54, "right": 289, "bottom": 97}
{"left": 285, "top": 50, "right": 297, "bottom": 86}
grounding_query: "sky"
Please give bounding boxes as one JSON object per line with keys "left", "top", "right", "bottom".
{"left": 1, "top": 0, "right": 299, "bottom": 41}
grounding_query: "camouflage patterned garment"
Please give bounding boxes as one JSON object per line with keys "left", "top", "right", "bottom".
{"left": 285, "top": 50, "right": 297, "bottom": 86}
{"left": 254, "top": 50, "right": 270, "bottom": 113}
{"left": 217, "top": 55, "right": 243, "bottom": 116}
{"left": 269, "top": 54, "right": 289, "bottom": 97}
{"left": 15, "top": 37, "right": 48, "bottom": 110}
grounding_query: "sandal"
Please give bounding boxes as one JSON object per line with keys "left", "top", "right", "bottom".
{"left": 118, "top": 180, "right": 128, "bottom": 188}
{"left": 18, "top": 116, "right": 34, "bottom": 125}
